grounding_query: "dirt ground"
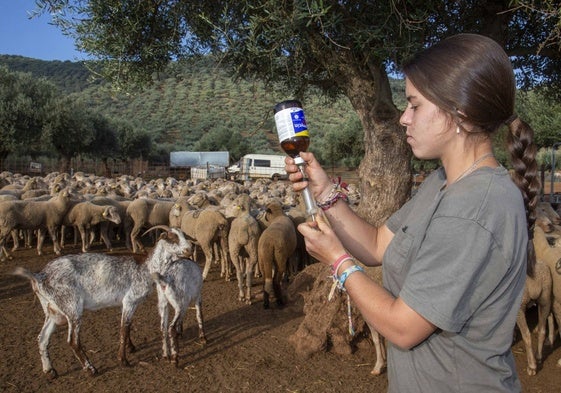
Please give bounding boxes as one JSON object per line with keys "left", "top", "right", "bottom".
{"left": 1, "top": 241, "right": 560, "bottom": 393}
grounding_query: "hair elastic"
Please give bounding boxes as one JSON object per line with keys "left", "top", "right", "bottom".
{"left": 331, "top": 253, "right": 353, "bottom": 276}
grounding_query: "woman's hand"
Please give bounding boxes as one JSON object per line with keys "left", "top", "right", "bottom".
{"left": 297, "top": 211, "right": 346, "bottom": 266}
{"left": 284, "top": 151, "right": 333, "bottom": 200}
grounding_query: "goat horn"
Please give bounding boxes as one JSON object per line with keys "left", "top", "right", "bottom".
{"left": 142, "top": 225, "right": 172, "bottom": 237}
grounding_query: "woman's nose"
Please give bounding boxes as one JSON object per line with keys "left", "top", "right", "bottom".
{"left": 399, "top": 111, "right": 409, "bottom": 127}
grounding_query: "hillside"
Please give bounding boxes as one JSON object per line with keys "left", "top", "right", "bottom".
{"left": 0, "top": 55, "right": 97, "bottom": 94}
{"left": 0, "top": 55, "right": 404, "bottom": 162}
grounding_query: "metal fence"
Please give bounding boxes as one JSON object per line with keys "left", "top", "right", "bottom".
{"left": 0, "top": 157, "right": 191, "bottom": 180}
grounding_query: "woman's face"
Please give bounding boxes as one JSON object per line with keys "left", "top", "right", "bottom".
{"left": 399, "top": 78, "right": 455, "bottom": 160}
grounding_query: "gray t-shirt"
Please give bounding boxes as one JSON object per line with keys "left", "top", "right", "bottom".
{"left": 384, "top": 166, "right": 527, "bottom": 393}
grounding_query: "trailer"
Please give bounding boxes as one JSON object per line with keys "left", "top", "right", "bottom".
{"left": 227, "top": 154, "right": 288, "bottom": 181}
{"left": 190, "top": 165, "right": 226, "bottom": 180}
{"left": 170, "top": 151, "right": 229, "bottom": 180}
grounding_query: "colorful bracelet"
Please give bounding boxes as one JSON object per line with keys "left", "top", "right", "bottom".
{"left": 337, "top": 265, "right": 364, "bottom": 289}
{"left": 316, "top": 183, "right": 349, "bottom": 211}
{"left": 331, "top": 253, "right": 353, "bottom": 276}
{"left": 317, "top": 191, "right": 349, "bottom": 211}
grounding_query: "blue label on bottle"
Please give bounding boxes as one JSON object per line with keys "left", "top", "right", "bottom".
{"left": 291, "top": 109, "right": 307, "bottom": 133}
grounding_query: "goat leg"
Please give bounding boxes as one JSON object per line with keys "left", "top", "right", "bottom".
{"left": 68, "top": 320, "right": 98, "bottom": 376}
{"left": 195, "top": 301, "right": 207, "bottom": 345}
{"left": 157, "top": 292, "right": 171, "bottom": 360}
{"left": 169, "top": 316, "right": 182, "bottom": 367}
{"left": 38, "top": 315, "right": 59, "bottom": 379}
{"left": 118, "top": 322, "right": 132, "bottom": 367}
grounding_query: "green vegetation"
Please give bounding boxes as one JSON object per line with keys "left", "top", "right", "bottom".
{"left": 1, "top": 55, "right": 560, "bottom": 176}
{"left": 0, "top": 55, "right": 366, "bottom": 170}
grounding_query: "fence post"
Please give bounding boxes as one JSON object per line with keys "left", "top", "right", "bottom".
{"left": 551, "top": 143, "right": 561, "bottom": 203}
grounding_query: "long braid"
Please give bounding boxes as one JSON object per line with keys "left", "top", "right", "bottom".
{"left": 505, "top": 117, "right": 540, "bottom": 277}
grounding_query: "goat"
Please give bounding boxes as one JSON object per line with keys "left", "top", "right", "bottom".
{"left": 12, "top": 225, "right": 192, "bottom": 379}
{"left": 151, "top": 258, "right": 207, "bottom": 367}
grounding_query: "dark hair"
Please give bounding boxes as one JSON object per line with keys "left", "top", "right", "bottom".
{"left": 403, "top": 33, "right": 540, "bottom": 276}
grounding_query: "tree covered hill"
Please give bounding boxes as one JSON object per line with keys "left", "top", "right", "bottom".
{"left": 0, "top": 55, "right": 97, "bottom": 94}
{"left": 0, "top": 55, "right": 401, "bottom": 165}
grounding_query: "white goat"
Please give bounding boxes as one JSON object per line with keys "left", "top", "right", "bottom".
{"left": 12, "top": 226, "right": 192, "bottom": 379}
{"left": 152, "top": 258, "right": 206, "bottom": 367}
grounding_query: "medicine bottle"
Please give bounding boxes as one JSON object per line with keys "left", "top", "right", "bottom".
{"left": 274, "top": 100, "right": 310, "bottom": 163}
{"left": 273, "top": 100, "right": 317, "bottom": 219}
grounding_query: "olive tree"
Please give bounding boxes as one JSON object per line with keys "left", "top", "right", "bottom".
{"left": 42, "top": 97, "right": 96, "bottom": 173}
{"left": 0, "top": 66, "right": 58, "bottom": 169}
{"left": 34, "top": 0, "right": 561, "bottom": 223}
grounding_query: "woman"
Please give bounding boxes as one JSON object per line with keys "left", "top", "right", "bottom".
{"left": 286, "top": 34, "right": 540, "bottom": 392}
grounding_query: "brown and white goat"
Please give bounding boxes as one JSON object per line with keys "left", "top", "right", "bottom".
{"left": 12, "top": 226, "right": 192, "bottom": 379}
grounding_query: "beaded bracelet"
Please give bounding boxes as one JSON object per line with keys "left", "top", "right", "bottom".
{"left": 337, "top": 265, "right": 364, "bottom": 290}
{"left": 316, "top": 183, "right": 349, "bottom": 211}
{"left": 331, "top": 253, "right": 353, "bottom": 276}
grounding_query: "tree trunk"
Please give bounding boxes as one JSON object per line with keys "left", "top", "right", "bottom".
{"left": 59, "top": 156, "right": 72, "bottom": 174}
{"left": 103, "top": 158, "right": 111, "bottom": 178}
{"left": 349, "top": 68, "right": 411, "bottom": 225}
{"left": 291, "top": 60, "right": 411, "bottom": 359}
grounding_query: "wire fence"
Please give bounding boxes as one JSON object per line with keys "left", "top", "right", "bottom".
{"left": 1, "top": 157, "right": 362, "bottom": 184}
{"left": 0, "top": 157, "right": 191, "bottom": 180}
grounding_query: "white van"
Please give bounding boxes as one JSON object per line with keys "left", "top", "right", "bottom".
{"left": 227, "top": 154, "right": 288, "bottom": 181}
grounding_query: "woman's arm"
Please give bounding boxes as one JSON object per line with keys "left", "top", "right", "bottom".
{"left": 286, "top": 151, "right": 393, "bottom": 265}
{"left": 299, "top": 213, "right": 436, "bottom": 349}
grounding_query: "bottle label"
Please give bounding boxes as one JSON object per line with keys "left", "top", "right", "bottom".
{"left": 274, "top": 107, "right": 309, "bottom": 142}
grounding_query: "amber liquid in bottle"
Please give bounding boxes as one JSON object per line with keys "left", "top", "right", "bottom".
{"left": 280, "top": 136, "right": 310, "bottom": 158}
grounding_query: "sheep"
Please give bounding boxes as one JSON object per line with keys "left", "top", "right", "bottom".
{"left": 224, "top": 193, "right": 262, "bottom": 303}
{"left": 257, "top": 200, "right": 297, "bottom": 309}
{"left": 0, "top": 188, "right": 73, "bottom": 260}
{"left": 170, "top": 201, "right": 231, "bottom": 281}
{"left": 516, "top": 260, "right": 553, "bottom": 375}
{"left": 533, "top": 225, "right": 561, "bottom": 368}
{"left": 125, "top": 198, "right": 176, "bottom": 253}
{"left": 11, "top": 226, "right": 193, "bottom": 379}
{"left": 151, "top": 258, "right": 207, "bottom": 367}
{"left": 89, "top": 196, "right": 132, "bottom": 250}
{"left": 537, "top": 201, "right": 561, "bottom": 225}
{"left": 62, "top": 201, "right": 122, "bottom": 252}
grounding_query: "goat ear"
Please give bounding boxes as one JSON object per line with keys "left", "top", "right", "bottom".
{"left": 168, "top": 231, "right": 180, "bottom": 243}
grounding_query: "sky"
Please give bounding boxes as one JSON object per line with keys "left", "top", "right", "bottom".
{"left": 0, "top": 0, "right": 86, "bottom": 61}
